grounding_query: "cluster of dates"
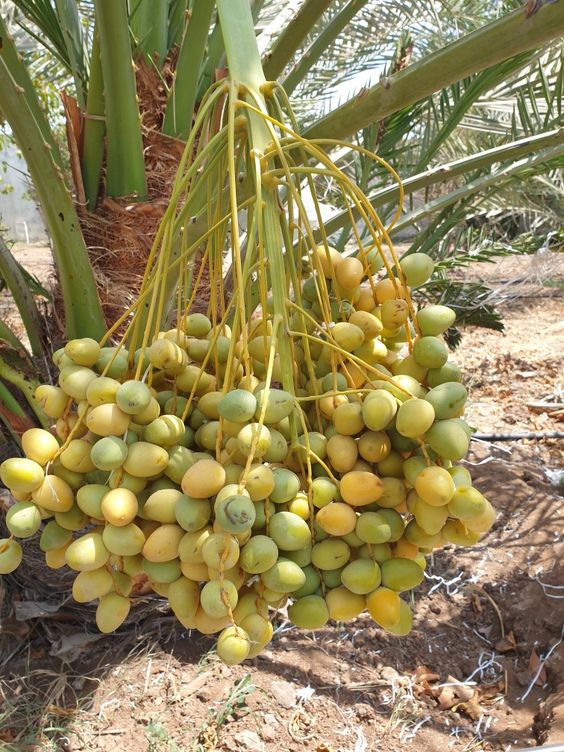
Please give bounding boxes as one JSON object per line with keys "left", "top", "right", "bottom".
{"left": 0, "top": 250, "right": 494, "bottom": 665}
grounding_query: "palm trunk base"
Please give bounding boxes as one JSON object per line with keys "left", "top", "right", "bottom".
{"left": 76, "top": 57, "right": 211, "bottom": 332}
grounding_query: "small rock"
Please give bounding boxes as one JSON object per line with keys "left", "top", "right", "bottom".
{"left": 260, "top": 725, "right": 276, "bottom": 742}
{"left": 516, "top": 670, "right": 532, "bottom": 687}
{"left": 196, "top": 687, "right": 212, "bottom": 701}
{"left": 270, "top": 680, "right": 296, "bottom": 708}
{"left": 489, "top": 717, "right": 509, "bottom": 733}
{"left": 263, "top": 714, "right": 278, "bottom": 726}
{"left": 181, "top": 671, "right": 212, "bottom": 696}
{"left": 233, "top": 730, "right": 265, "bottom": 752}
{"left": 380, "top": 666, "right": 400, "bottom": 682}
{"left": 354, "top": 702, "right": 374, "bottom": 721}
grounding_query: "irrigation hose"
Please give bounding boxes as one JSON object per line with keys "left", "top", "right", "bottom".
{"left": 472, "top": 431, "right": 564, "bottom": 442}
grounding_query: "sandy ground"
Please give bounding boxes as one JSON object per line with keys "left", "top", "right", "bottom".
{"left": 0, "top": 244, "right": 562, "bottom": 752}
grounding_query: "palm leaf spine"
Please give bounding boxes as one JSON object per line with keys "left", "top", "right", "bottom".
{"left": 81, "top": 27, "right": 106, "bottom": 211}
{"left": 130, "top": 0, "right": 169, "bottom": 64}
{"left": 162, "top": 0, "right": 215, "bottom": 140}
{"left": 54, "top": 0, "right": 88, "bottom": 108}
{"left": 391, "top": 143, "right": 564, "bottom": 234}
{"left": 0, "top": 237, "right": 47, "bottom": 358}
{"left": 322, "top": 127, "right": 564, "bottom": 237}
{"left": 0, "top": 15, "right": 63, "bottom": 170}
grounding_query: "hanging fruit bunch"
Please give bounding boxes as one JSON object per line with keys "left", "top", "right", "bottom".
{"left": 0, "top": 4, "right": 495, "bottom": 666}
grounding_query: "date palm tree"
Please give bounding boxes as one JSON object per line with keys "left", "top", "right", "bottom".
{"left": 0, "top": 0, "right": 563, "bottom": 442}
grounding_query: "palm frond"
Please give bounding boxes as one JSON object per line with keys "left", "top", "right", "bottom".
{"left": 282, "top": 0, "right": 371, "bottom": 96}
{"left": 262, "top": 0, "right": 332, "bottom": 80}
{"left": 9, "top": 0, "right": 68, "bottom": 62}
{"left": 303, "top": 3, "right": 564, "bottom": 142}
{"left": 286, "top": 0, "right": 523, "bottom": 126}
{"left": 10, "top": 0, "right": 90, "bottom": 104}
{"left": 167, "top": 0, "right": 188, "bottom": 50}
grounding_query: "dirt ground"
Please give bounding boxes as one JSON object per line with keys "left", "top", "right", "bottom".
{"left": 0, "top": 246, "right": 563, "bottom": 752}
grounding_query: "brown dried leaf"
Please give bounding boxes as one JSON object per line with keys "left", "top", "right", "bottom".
{"left": 516, "top": 669, "right": 533, "bottom": 687}
{"left": 456, "top": 697, "right": 483, "bottom": 721}
{"left": 478, "top": 680, "right": 506, "bottom": 703}
{"left": 0, "top": 616, "right": 30, "bottom": 639}
{"left": 413, "top": 680, "right": 436, "bottom": 699}
{"left": 181, "top": 671, "right": 213, "bottom": 696}
{"left": 476, "top": 624, "right": 493, "bottom": 640}
{"left": 47, "top": 705, "right": 75, "bottom": 717}
{"left": 437, "top": 678, "right": 477, "bottom": 710}
{"left": 495, "top": 631, "right": 517, "bottom": 653}
{"left": 437, "top": 685, "right": 457, "bottom": 710}
{"left": 124, "top": 200, "right": 168, "bottom": 216}
{"left": 61, "top": 91, "right": 86, "bottom": 207}
{"left": 471, "top": 592, "right": 483, "bottom": 614}
{"left": 528, "top": 648, "right": 547, "bottom": 686}
{"left": 447, "top": 677, "right": 475, "bottom": 702}
{"left": 413, "top": 665, "right": 440, "bottom": 684}
{"left": 0, "top": 405, "right": 35, "bottom": 434}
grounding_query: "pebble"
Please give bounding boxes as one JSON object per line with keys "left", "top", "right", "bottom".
{"left": 380, "top": 666, "right": 400, "bottom": 682}
{"left": 260, "top": 725, "right": 277, "bottom": 742}
{"left": 180, "top": 672, "right": 211, "bottom": 696}
{"left": 196, "top": 687, "right": 214, "bottom": 701}
{"left": 270, "top": 679, "right": 296, "bottom": 708}
{"left": 233, "top": 730, "right": 265, "bottom": 752}
{"left": 354, "top": 702, "right": 374, "bottom": 721}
